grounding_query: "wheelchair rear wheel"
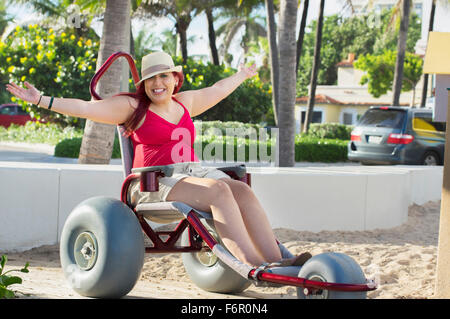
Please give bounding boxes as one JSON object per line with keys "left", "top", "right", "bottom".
{"left": 60, "top": 196, "right": 144, "bottom": 298}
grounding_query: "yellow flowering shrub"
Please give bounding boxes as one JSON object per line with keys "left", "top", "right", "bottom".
{"left": 0, "top": 24, "right": 99, "bottom": 127}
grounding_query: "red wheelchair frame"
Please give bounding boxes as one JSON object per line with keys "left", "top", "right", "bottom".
{"left": 90, "top": 51, "right": 377, "bottom": 295}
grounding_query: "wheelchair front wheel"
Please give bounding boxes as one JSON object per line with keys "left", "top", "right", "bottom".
{"left": 296, "top": 252, "right": 367, "bottom": 299}
{"left": 181, "top": 218, "right": 251, "bottom": 294}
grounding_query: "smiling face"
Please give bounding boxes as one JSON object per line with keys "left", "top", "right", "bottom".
{"left": 144, "top": 72, "right": 179, "bottom": 105}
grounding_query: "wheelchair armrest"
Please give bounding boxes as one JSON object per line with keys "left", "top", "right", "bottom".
{"left": 131, "top": 165, "right": 175, "bottom": 192}
{"left": 131, "top": 165, "right": 175, "bottom": 177}
{"left": 216, "top": 164, "right": 251, "bottom": 186}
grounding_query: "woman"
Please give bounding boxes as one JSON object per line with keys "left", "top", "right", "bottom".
{"left": 6, "top": 51, "right": 310, "bottom": 268}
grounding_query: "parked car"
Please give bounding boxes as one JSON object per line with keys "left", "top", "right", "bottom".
{"left": 348, "top": 106, "right": 446, "bottom": 166}
{"left": 0, "top": 103, "right": 36, "bottom": 128}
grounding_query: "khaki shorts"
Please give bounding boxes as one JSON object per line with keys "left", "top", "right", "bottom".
{"left": 129, "top": 162, "right": 231, "bottom": 206}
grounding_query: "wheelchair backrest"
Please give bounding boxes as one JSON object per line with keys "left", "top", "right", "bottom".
{"left": 89, "top": 51, "right": 141, "bottom": 178}
{"left": 117, "top": 125, "right": 134, "bottom": 178}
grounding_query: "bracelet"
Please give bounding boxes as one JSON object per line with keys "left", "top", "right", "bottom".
{"left": 48, "top": 96, "right": 54, "bottom": 110}
{"left": 36, "top": 95, "right": 42, "bottom": 106}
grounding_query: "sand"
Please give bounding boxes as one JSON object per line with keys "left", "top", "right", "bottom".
{"left": 1, "top": 200, "right": 441, "bottom": 299}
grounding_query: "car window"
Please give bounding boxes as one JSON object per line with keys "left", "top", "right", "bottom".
{"left": 357, "top": 109, "right": 406, "bottom": 129}
{"left": 413, "top": 112, "right": 446, "bottom": 132}
{"left": 0, "top": 106, "right": 16, "bottom": 115}
{"left": 16, "top": 107, "right": 29, "bottom": 115}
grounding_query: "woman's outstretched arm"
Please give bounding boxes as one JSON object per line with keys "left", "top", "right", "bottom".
{"left": 5, "top": 81, "right": 136, "bottom": 125}
{"left": 175, "top": 63, "right": 258, "bottom": 117}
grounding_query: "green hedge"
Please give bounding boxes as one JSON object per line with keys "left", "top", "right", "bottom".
{"left": 304, "top": 123, "right": 353, "bottom": 140}
{"left": 194, "top": 135, "right": 275, "bottom": 162}
{"left": 50, "top": 121, "right": 350, "bottom": 162}
{"left": 196, "top": 135, "right": 348, "bottom": 162}
{"left": 0, "top": 121, "right": 82, "bottom": 145}
{"left": 194, "top": 120, "right": 266, "bottom": 137}
{"left": 54, "top": 134, "right": 348, "bottom": 162}
{"left": 295, "top": 136, "right": 348, "bottom": 162}
{"left": 54, "top": 137, "right": 121, "bottom": 159}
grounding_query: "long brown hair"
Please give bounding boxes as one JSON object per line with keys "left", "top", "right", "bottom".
{"left": 117, "top": 71, "right": 184, "bottom": 136}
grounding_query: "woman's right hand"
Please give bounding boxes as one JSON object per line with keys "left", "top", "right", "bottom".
{"left": 5, "top": 81, "right": 41, "bottom": 105}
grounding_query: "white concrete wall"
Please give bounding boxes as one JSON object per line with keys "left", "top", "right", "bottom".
{"left": 0, "top": 162, "right": 123, "bottom": 252}
{"left": 0, "top": 162, "right": 443, "bottom": 252}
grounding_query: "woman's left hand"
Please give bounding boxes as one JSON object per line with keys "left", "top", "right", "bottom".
{"left": 238, "top": 63, "right": 258, "bottom": 79}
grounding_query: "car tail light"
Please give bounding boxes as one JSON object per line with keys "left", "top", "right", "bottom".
{"left": 350, "top": 128, "right": 362, "bottom": 142}
{"left": 387, "top": 133, "right": 414, "bottom": 144}
{"left": 351, "top": 133, "right": 361, "bottom": 142}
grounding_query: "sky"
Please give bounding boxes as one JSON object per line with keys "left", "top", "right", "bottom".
{"left": 5, "top": 0, "right": 450, "bottom": 67}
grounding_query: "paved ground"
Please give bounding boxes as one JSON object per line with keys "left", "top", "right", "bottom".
{"left": 0, "top": 142, "right": 359, "bottom": 167}
{"left": 0, "top": 142, "right": 122, "bottom": 165}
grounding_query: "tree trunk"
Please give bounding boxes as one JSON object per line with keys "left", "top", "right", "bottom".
{"left": 296, "top": 0, "right": 309, "bottom": 74}
{"left": 264, "top": 0, "right": 280, "bottom": 126}
{"left": 420, "top": 0, "right": 436, "bottom": 108}
{"left": 130, "top": 19, "right": 135, "bottom": 58}
{"left": 78, "top": 0, "right": 131, "bottom": 164}
{"left": 411, "top": 83, "right": 416, "bottom": 107}
{"left": 242, "top": 20, "right": 251, "bottom": 62}
{"left": 392, "top": 0, "right": 411, "bottom": 106}
{"left": 205, "top": 7, "right": 219, "bottom": 65}
{"left": 303, "top": 0, "right": 325, "bottom": 134}
{"left": 277, "top": 0, "right": 298, "bottom": 167}
{"left": 176, "top": 15, "right": 190, "bottom": 63}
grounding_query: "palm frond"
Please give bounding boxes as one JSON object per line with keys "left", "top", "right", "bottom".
{"left": 219, "top": 18, "right": 246, "bottom": 56}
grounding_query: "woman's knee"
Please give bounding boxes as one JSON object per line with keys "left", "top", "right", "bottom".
{"left": 208, "top": 179, "right": 234, "bottom": 202}
{"left": 221, "top": 179, "right": 254, "bottom": 202}
{"left": 166, "top": 177, "right": 234, "bottom": 210}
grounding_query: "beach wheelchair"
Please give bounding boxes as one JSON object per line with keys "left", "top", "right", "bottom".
{"left": 59, "top": 52, "right": 377, "bottom": 298}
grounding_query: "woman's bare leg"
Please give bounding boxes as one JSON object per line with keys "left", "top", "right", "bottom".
{"left": 219, "top": 178, "right": 282, "bottom": 263}
{"left": 165, "top": 177, "right": 266, "bottom": 267}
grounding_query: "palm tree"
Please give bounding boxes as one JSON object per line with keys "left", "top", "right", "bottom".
{"left": 133, "top": 29, "right": 160, "bottom": 57}
{"left": 216, "top": 13, "right": 266, "bottom": 65}
{"left": 301, "top": 0, "right": 356, "bottom": 133}
{"left": 140, "top": 0, "right": 200, "bottom": 63}
{"left": 277, "top": 0, "right": 297, "bottom": 167}
{"left": 78, "top": 0, "right": 131, "bottom": 164}
{"left": 392, "top": 0, "right": 412, "bottom": 106}
{"left": 296, "top": 0, "right": 309, "bottom": 74}
{"left": 204, "top": 4, "right": 220, "bottom": 65}
{"left": 132, "top": 28, "right": 162, "bottom": 73}
{"left": 264, "top": 0, "right": 279, "bottom": 126}
{"left": 265, "top": 0, "right": 310, "bottom": 127}
{"left": 360, "top": 0, "right": 423, "bottom": 107}
{"left": 303, "top": 0, "right": 325, "bottom": 134}
{"left": 216, "top": 0, "right": 265, "bottom": 65}
{"left": 0, "top": 0, "right": 13, "bottom": 36}
{"left": 197, "top": 0, "right": 232, "bottom": 65}
{"left": 420, "top": 0, "right": 436, "bottom": 107}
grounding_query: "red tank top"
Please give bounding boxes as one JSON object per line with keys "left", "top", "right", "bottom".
{"left": 130, "top": 97, "right": 199, "bottom": 168}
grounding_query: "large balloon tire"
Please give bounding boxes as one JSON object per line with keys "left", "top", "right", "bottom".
{"left": 181, "top": 218, "right": 251, "bottom": 294}
{"left": 297, "top": 252, "right": 367, "bottom": 299}
{"left": 60, "top": 196, "right": 145, "bottom": 298}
